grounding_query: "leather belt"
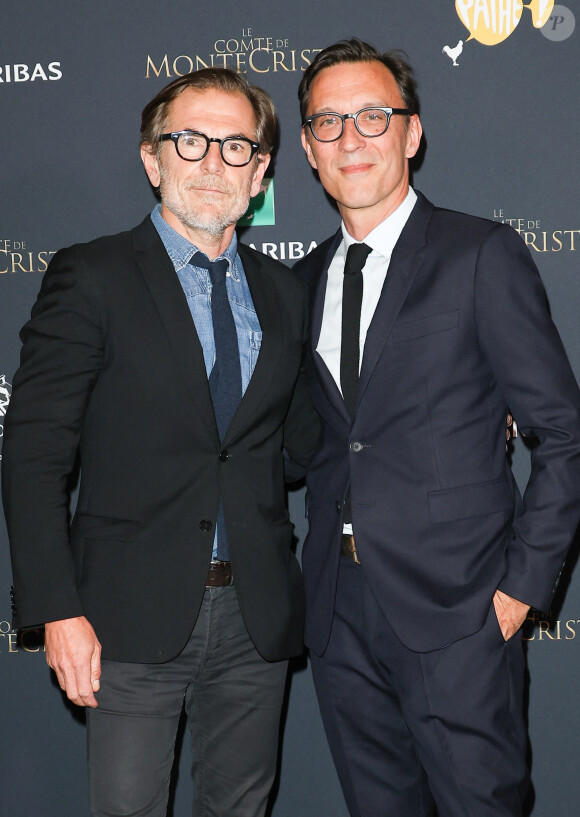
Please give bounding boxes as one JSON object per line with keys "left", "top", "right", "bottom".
{"left": 341, "top": 534, "right": 361, "bottom": 564}
{"left": 206, "top": 560, "right": 233, "bottom": 587}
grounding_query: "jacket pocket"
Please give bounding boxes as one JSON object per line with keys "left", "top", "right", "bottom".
{"left": 392, "top": 309, "right": 459, "bottom": 343}
{"left": 428, "top": 477, "right": 513, "bottom": 525}
{"left": 70, "top": 512, "right": 144, "bottom": 542}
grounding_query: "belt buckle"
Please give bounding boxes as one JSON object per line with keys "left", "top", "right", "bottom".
{"left": 206, "top": 560, "right": 233, "bottom": 587}
{"left": 341, "top": 534, "right": 361, "bottom": 565}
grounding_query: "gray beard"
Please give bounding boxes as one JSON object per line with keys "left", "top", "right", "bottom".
{"left": 159, "top": 172, "right": 251, "bottom": 239}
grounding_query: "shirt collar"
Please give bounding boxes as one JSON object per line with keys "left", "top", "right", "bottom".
{"left": 341, "top": 187, "right": 417, "bottom": 259}
{"left": 150, "top": 204, "right": 239, "bottom": 279}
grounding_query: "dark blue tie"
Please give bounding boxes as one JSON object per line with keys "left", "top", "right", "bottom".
{"left": 192, "top": 252, "right": 242, "bottom": 438}
{"left": 192, "top": 251, "right": 242, "bottom": 561}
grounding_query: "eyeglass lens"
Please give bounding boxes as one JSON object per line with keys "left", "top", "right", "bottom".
{"left": 176, "top": 132, "right": 254, "bottom": 166}
{"left": 311, "top": 108, "right": 390, "bottom": 141}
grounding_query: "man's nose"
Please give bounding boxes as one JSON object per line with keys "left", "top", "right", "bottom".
{"left": 199, "top": 140, "right": 225, "bottom": 172}
{"left": 339, "top": 117, "right": 367, "bottom": 151}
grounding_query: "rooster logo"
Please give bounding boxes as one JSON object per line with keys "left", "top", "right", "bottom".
{"left": 443, "top": 0, "right": 555, "bottom": 66}
{"left": 442, "top": 39, "right": 464, "bottom": 66}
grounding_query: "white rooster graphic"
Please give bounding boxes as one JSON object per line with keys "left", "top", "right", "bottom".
{"left": 442, "top": 39, "right": 464, "bottom": 66}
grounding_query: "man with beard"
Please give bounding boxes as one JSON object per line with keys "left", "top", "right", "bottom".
{"left": 2, "top": 68, "right": 319, "bottom": 817}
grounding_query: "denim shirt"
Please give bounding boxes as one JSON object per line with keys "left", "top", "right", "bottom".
{"left": 151, "top": 205, "right": 261, "bottom": 559}
{"left": 150, "top": 205, "right": 261, "bottom": 394}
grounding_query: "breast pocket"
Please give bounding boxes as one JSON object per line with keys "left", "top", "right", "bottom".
{"left": 392, "top": 309, "right": 459, "bottom": 344}
{"left": 249, "top": 330, "right": 262, "bottom": 371}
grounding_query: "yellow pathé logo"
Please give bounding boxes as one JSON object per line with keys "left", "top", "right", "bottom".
{"left": 443, "top": 0, "right": 554, "bottom": 65}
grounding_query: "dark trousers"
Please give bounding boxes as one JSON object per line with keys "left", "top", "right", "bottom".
{"left": 86, "top": 585, "right": 288, "bottom": 817}
{"left": 310, "top": 557, "right": 529, "bottom": 817}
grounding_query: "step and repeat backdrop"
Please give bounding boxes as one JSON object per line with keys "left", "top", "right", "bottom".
{"left": 1, "top": 1, "right": 578, "bottom": 815}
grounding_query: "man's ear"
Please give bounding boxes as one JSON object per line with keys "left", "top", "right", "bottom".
{"left": 250, "top": 153, "right": 271, "bottom": 198}
{"left": 405, "top": 115, "right": 423, "bottom": 160}
{"left": 141, "top": 145, "right": 161, "bottom": 188}
{"left": 301, "top": 128, "right": 318, "bottom": 171}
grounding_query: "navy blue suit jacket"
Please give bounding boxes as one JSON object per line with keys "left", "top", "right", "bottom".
{"left": 295, "top": 192, "right": 580, "bottom": 655}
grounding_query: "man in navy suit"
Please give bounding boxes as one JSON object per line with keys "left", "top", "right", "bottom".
{"left": 294, "top": 39, "right": 580, "bottom": 817}
{"left": 3, "top": 68, "right": 319, "bottom": 817}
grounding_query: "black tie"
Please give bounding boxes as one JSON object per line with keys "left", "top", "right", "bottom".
{"left": 340, "top": 243, "right": 371, "bottom": 415}
{"left": 340, "top": 243, "right": 371, "bottom": 530}
{"left": 192, "top": 251, "right": 242, "bottom": 561}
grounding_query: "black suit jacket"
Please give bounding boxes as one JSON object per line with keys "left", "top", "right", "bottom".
{"left": 2, "top": 216, "right": 320, "bottom": 663}
{"left": 295, "top": 192, "right": 580, "bottom": 655}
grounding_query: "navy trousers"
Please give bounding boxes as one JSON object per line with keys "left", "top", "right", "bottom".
{"left": 310, "top": 557, "right": 529, "bottom": 817}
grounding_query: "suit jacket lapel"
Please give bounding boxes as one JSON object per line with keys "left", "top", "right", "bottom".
{"left": 357, "top": 194, "right": 433, "bottom": 407}
{"left": 308, "top": 231, "right": 351, "bottom": 426}
{"left": 131, "top": 217, "right": 220, "bottom": 442}
{"left": 223, "top": 244, "right": 282, "bottom": 443}
{"left": 310, "top": 231, "right": 342, "bottom": 351}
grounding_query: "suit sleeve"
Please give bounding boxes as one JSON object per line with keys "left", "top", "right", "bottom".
{"left": 2, "top": 245, "right": 104, "bottom": 628}
{"left": 282, "top": 279, "right": 321, "bottom": 482}
{"left": 474, "top": 224, "right": 580, "bottom": 613}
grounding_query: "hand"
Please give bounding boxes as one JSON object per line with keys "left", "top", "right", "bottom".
{"left": 45, "top": 616, "right": 102, "bottom": 708}
{"left": 506, "top": 413, "right": 513, "bottom": 452}
{"left": 493, "top": 589, "right": 530, "bottom": 641}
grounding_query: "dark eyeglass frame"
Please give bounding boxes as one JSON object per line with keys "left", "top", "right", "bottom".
{"left": 159, "top": 130, "right": 260, "bottom": 167}
{"left": 302, "top": 106, "right": 411, "bottom": 142}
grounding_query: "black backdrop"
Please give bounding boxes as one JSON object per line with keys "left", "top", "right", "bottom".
{"left": 1, "top": 2, "right": 579, "bottom": 815}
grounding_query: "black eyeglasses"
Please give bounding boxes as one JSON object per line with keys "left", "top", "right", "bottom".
{"left": 159, "top": 130, "right": 260, "bottom": 167}
{"left": 302, "top": 107, "right": 410, "bottom": 142}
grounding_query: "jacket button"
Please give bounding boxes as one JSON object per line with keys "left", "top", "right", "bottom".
{"left": 199, "top": 519, "right": 213, "bottom": 532}
{"left": 219, "top": 450, "right": 229, "bottom": 462}
{"left": 335, "top": 501, "right": 342, "bottom": 513}
{"left": 349, "top": 441, "right": 363, "bottom": 453}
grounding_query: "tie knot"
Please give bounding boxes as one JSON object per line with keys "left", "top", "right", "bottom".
{"left": 191, "top": 252, "right": 229, "bottom": 284}
{"left": 344, "top": 242, "right": 372, "bottom": 277}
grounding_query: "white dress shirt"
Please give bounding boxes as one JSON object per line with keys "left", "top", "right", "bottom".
{"left": 317, "top": 187, "right": 417, "bottom": 388}
{"left": 316, "top": 188, "right": 417, "bottom": 534}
